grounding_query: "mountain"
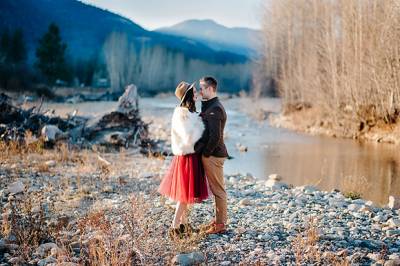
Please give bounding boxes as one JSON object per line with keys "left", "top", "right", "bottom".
{"left": 0, "top": 0, "right": 253, "bottom": 93}
{"left": 156, "top": 19, "right": 261, "bottom": 58}
{"left": 0, "top": 0, "right": 247, "bottom": 64}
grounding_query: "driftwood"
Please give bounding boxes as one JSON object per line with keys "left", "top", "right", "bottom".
{"left": 0, "top": 93, "right": 79, "bottom": 143}
{"left": 0, "top": 85, "right": 158, "bottom": 152}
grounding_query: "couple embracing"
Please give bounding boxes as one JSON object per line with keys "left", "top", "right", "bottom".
{"left": 158, "top": 76, "right": 229, "bottom": 239}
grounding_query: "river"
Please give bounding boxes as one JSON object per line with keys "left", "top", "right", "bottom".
{"left": 36, "top": 96, "right": 400, "bottom": 205}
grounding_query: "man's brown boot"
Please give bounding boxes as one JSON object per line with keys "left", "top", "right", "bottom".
{"left": 200, "top": 220, "right": 216, "bottom": 232}
{"left": 205, "top": 223, "right": 226, "bottom": 235}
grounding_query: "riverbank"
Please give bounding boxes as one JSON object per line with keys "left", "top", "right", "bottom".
{"left": 1, "top": 147, "right": 399, "bottom": 265}
{"left": 268, "top": 106, "right": 400, "bottom": 145}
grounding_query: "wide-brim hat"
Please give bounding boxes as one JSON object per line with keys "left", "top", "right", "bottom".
{"left": 175, "top": 81, "right": 195, "bottom": 104}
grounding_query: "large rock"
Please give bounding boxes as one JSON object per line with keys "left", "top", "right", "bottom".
{"left": 0, "top": 238, "right": 5, "bottom": 252}
{"left": 385, "top": 259, "right": 400, "bottom": 266}
{"left": 37, "top": 243, "right": 58, "bottom": 256}
{"left": 265, "top": 179, "right": 288, "bottom": 190}
{"left": 347, "top": 204, "right": 363, "bottom": 212}
{"left": 41, "top": 125, "right": 63, "bottom": 142}
{"left": 172, "top": 252, "right": 205, "bottom": 266}
{"left": 296, "top": 185, "right": 318, "bottom": 193}
{"left": 268, "top": 174, "right": 282, "bottom": 181}
{"left": 388, "top": 196, "right": 400, "bottom": 210}
{"left": 387, "top": 218, "right": 400, "bottom": 228}
{"left": 7, "top": 181, "right": 25, "bottom": 194}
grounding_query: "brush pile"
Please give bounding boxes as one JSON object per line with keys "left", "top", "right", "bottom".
{"left": 0, "top": 85, "right": 156, "bottom": 151}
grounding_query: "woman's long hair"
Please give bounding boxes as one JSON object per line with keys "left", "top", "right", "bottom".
{"left": 180, "top": 87, "right": 196, "bottom": 113}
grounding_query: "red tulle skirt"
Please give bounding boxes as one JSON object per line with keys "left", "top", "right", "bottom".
{"left": 158, "top": 153, "right": 209, "bottom": 204}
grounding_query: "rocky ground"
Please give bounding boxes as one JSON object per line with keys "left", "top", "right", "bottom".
{"left": 1, "top": 147, "right": 400, "bottom": 265}
{"left": 1, "top": 96, "right": 400, "bottom": 265}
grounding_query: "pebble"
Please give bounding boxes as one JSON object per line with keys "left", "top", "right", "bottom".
{"left": 37, "top": 243, "right": 58, "bottom": 256}
{"left": 385, "top": 259, "right": 400, "bottom": 266}
{"left": 139, "top": 172, "right": 154, "bottom": 179}
{"left": 172, "top": 252, "right": 205, "bottom": 266}
{"left": 102, "top": 185, "right": 114, "bottom": 193}
{"left": 386, "top": 230, "right": 400, "bottom": 237}
{"left": 268, "top": 174, "right": 282, "bottom": 181}
{"left": 264, "top": 179, "right": 287, "bottom": 190}
{"left": 8, "top": 257, "right": 22, "bottom": 264}
{"left": 239, "top": 198, "right": 252, "bottom": 206}
{"left": 388, "top": 196, "right": 400, "bottom": 210}
{"left": 348, "top": 203, "right": 363, "bottom": 212}
{"left": 387, "top": 218, "right": 400, "bottom": 227}
{"left": 7, "top": 181, "right": 25, "bottom": 194}
{"left": 45, "top": 160, "right": 57, "bottom": 167}
{"left": 367, "top": 253, "right": 381, "bottom": 261}
{"left": 38, "top": 256, "right": 57, "bottom": 266}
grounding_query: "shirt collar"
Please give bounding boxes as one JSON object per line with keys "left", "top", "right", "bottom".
{"left": 201, "top": 97, "right": 218, "bottom": 112}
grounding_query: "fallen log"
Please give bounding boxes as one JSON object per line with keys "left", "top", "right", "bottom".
{"left": 0, "top": 92, "right": 78, "bottom": 143}
{"left": 0, "top": 85, "right": 159, "bottom": 152}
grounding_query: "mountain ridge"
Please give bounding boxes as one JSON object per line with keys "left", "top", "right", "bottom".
{"left": 156, "top": 19, "right": 261, "bottom": 57}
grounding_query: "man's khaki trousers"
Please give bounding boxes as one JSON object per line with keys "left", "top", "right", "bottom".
{"left": 202, "top": 156, "right": 227, "bottom": 224}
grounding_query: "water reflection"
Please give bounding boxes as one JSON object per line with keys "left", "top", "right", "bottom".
{"left": 225, "top": 118, "right": 400, "bottom": 205}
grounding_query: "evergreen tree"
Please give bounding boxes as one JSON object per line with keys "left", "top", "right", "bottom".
{"left": 0, "top": 29, "right": 10, "bottom": 64}
{"left": 0, "top": 28, "right": 28, "bottom": 90}
{"left": 35, "top": 23, "right": 69, "bottom": 85}
{"left": 9, "top": 29, "right": 26, "bottom": 65}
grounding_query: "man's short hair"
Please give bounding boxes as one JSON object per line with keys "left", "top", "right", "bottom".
{"left": 200, "top": 76, "right": 218, "bottom": 91}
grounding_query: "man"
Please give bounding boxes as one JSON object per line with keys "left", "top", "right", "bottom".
{"left": 195, "top": 76, "right": 229, "bottom": 234}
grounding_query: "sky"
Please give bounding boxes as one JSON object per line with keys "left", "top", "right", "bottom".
{"left": 80, "top": 0, "right": 265, "bottom": 30}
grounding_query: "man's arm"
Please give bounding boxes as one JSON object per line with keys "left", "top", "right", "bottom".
{"left": 194, "top": 115, "right": 207, "bottom": 154}
{"left": 202, "top": 107, "right": 223, "bottom": 157}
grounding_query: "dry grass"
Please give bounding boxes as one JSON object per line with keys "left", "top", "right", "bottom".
{"left": 56, "top": 142, "right": 71, "bottom": 163}
{"left": 77, "top": 194, "right": 177, "bottom": 265}
{"left": 1, "top": 191, "right": 186, "bottom": 265}
{"left": 292, "top": 218, "right": 349, "bottom": 265}
{"left": 1, "top": 193, "right": 65, "bottom": 262}
{"left": 262, "top": 0, "right": 400, "bottom": 134}
{"left": 37, "top": 162, "right": 50, "bottom": 173}
{"left": 78, "top": 211, "right": 138, "bottom": 265}
{"left": 0, "top": 131, "right": 44, "bottom": 160}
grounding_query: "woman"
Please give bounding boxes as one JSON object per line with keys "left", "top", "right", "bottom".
{"left": 158, "top": 81, "right": 209, "bottom": 239}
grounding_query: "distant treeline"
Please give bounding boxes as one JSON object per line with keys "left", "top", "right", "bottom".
{"left": 262, "top": 0, "right": 400, "bottom": 125}
{"left": 0, "top": 23, "right": 253, "bottom": 95}
{"left": 0, "top": 23, "right": 104, "bottom": 94}
{"left": 103, "top": 32, "right": 252, "bottom": 94}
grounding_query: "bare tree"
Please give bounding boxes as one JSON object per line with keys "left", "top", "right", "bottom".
{"left": 262, "top": 0, "right": 400, "bottom": 126}
{"left": 104, "top": 32, "right": 137, "bottom": 92}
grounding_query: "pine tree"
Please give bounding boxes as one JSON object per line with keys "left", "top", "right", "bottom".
{"left": 9, "top": 29, "right": 26, "bottom": 65}
{"left": 0, "top": 29, "right": 10, "bottom": 64}
{"left": 35, "top": 23, "right": 69, "bottom": 85}
{"left": 0, "top": 28, "right": 28, "bottom": 90}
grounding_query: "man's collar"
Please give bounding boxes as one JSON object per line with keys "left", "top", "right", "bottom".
{"left": 201, "top": 97, "right": 219, "bottom": 112}
{"left": 201, "top": 96, "right": 218, "bottom": 102}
